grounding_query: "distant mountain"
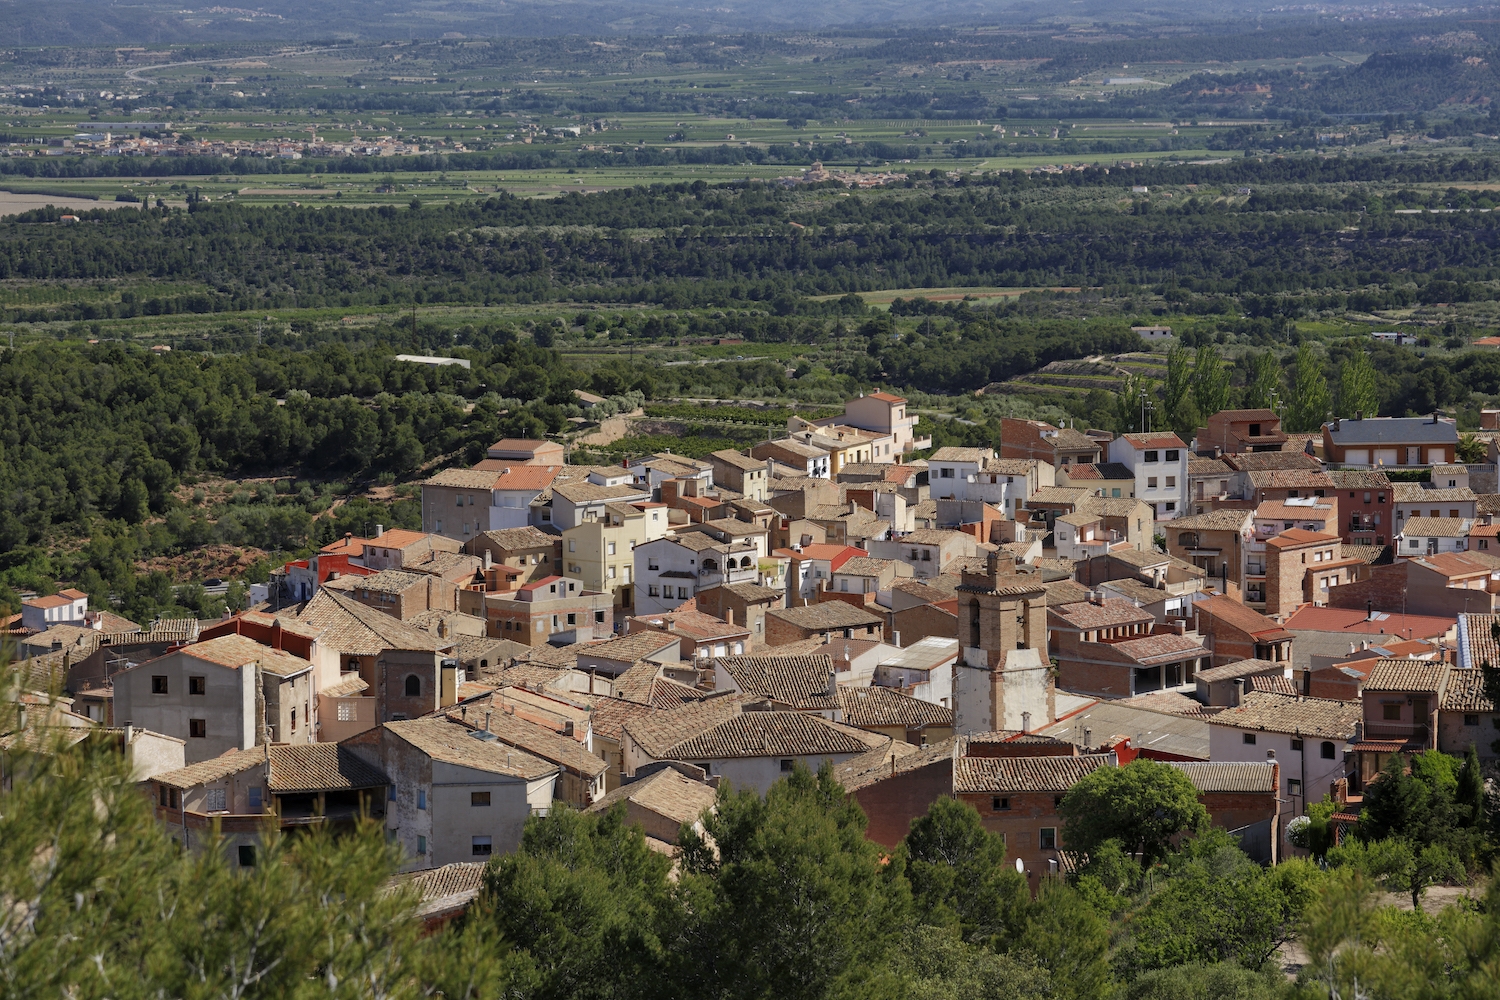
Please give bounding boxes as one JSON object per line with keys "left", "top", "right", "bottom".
{"left": 0, "top": 0, "right": 1304, "bottom": 45}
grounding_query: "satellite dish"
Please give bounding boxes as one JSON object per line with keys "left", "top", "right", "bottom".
{"left": 1015, "top": 858, "right": 1025, "bottom": 874}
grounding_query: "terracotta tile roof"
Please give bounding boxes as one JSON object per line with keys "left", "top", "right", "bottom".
{"left": 1246, "top": 674, "right": 1300, "bottom": 696}
{"left": 1440, "top": 668, "right": 1494, "bottom": 712}
{"left": 867, "top": 391, "right": 906, "bottom": 403}
{"left": 552, "top": 481, "right": 650, "bottom": 504}
{"left": 155, "top": 743, "right": 388, "bottom": 792}
{"left": 720, "top": 653, "right": 838, "bottom": 710}
{"left": 1255, "top": 501, "right": 1335, "bottom": 524}
{"left": 1103, "top": 631, "right": 1210, "bottom": 666}
{"left": 838, "top": 685, "right": 953, "bottom": 728}
{"left": 387, "top": 718, "right": 559, "bottom": 780}
{"left": 1246, "top": 470, "right": 1336, "bottom": 490}
{"left": 1167, "top": 761, "right": 1278, "bottom": 793}
{"left": 1225, "top": 451, "right": 1323, "bottom": 472}
{"left": 1188, "top": 457, "right": 1235, "bottom": 476}
{"left": 175, "top": 634, "right": 312, "bottom": 677}
{"left": 1392, "top": 484, "right": 1476, "bottom": 504}
{"left": 289, "top": 589, "right": 448, "bottom": 656}
{"left": 322, "top": 674, "right": 370, "bottom": 698}
{"left": 584, "top": 766, "right": 718, "bottom": 826}
{"left": 1048, "top": 598, "right": 1154, "bottom": 630}
{"left": 400, "top": 862, "right": 487, "bottom": 903}
{"left": 1206, "top": 691, "right": 1362, "bottom": 739}
{"left": 480, "top": 526, "right": 560, "bottom": 551}
{"left": 490, "top": 465, "right": 563, "bottom": 490}
{"left": 588, "top": 698, "right": 661, "bottom": 742}
{"left": 1119, "top": 432, "right": 1186, "bottom": 450}
{"left": 349, "top": 569, "right": 428, "bottom": 595}
{"left": 1326, "top": 469, "right": 1393, "bottom": 489}
{"left": 581, "top": 631, "right": 681, "bottom": 664}
{"left": 662, "top": 710, "right": 886, "bottom": 761}
{"left": 1284, "top": 605, "right": 1455, "bottom": 639}
{"left": 953, "top": 753, "right": 1114, "bottom": 793}
{"left": 837, "top": 557, "right": 898, "bottom": 578}
{"left": 710, "top": 449, "right": 765, "bottom": 472}
{"left": 930, "top": 447, "right": 994, "bottom": 463}
{"left": 1400, "top": 517, "right": 1470, "bottom": 537}
{"left": 1195, "top": 658, "right": 1288, "bottom": 683}
{"left": 24, "top": 594, "right": 74, "bottom": 609}
{"left": 633, "top": 610, "right": 748, "bottom": 642}
{"left": 424, "top": 468, "right": 500, "bottom": 489}
{"left": 445, "top": 701, "right": 607, "bottom": 778}
{"left": 1044, "top": 579, "right": 1093, "bottom": 606}
{"left": 1063, "top": 461, "right": 1133, "bottom": 481}
{"left": 716, "top": 582, "right": 783, "bottom": 603}
{"left": 1413, "top": 552, "right": 1495, "bottom": 578}
{"left": 835, "top": 739, "right": 954, "bottom": 792}
{"left": 766, "top": 603, "right": 884, "bottom": 632}
{"left": 1193, "top": 595, "right": 1293, "bottom": 640}
{"left": 1265, "top": 528, "right": 1340, "bottom": 548}
{"left": 1364, "top": 658, "right": 1449, "bottom": 694}
{"left": 622, "top": 695, "right": 752, "bottom": 758}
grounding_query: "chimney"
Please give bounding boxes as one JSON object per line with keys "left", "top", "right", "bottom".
{"left": 1366, "top": 599, "right": 1373, "bottom": 622}
{"left": 123, "top": 723, "right": 133, "bottom": 745}
{"left": 375, "top": 524, "right": 385, "bottom": 538}
{"left": 344, "top": 531, "right": 353, "bottom": 548}
{"left": 1355, "top": 410, "right": 1363, "bottom": 421}
{"left": 725, "top": 607, "right": 734, "bottom": 626}
{"left": 1021, "top": 710, "right": 1031, "bottom": 734}
{"left": 1333, "top": 417, "right": 1341, "bottom": 431}
{"left": 1266, "top": 748, "right": 1276, "bottom": 761}
{"left": 483, "top": 549, "right": 493, "bottom": 570}
{"left": 484, "top": 711, "right": 492, "bottom": 733}
{"left": 1232, "top": 677, "right": 1245, "bottom": 707}
{"left": 1083, "top": 726, "right": 1092, "bottom": 748}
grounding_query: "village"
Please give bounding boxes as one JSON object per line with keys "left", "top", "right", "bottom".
{"left": 7, "top": 387, "right": 1494, "bottom": 919}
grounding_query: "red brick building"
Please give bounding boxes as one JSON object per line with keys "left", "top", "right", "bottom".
{"left": 1263, "top": 529, "right": 1360, "bottom": 616}
{"left": 1191, "top": 594, "right": 1295, "bottom": 667}
{"left": 1048, "top": 597, "right": 1211, "bottom": 698}
{"left": 1194, "top": 409, "right": 1290, "bottom": 455}
{"left": 1325, "top": 470, "right": 1394, "bottom": 547}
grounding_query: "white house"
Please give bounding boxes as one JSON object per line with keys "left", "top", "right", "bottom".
{"left": 634, "top": 534, "right": 758, "bottom": 615}
{"left": 1397, "top": 517, "right": 1473, "bottom": 558}
{"left": 1205, "top": 691, "right": 1360, "bottom": 852}
{"left": 1108, "top": 432, "right": 1189, "bottom": 520}
{"left": 549, "top": 481, "right": 652, "bottom": 531}
{"left": 20, "top": 588, "right": 89, "bottom": 633}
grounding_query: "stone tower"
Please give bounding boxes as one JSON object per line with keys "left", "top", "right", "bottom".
{"left": 951, "top": 552, "right": 1055, "bottom": 736}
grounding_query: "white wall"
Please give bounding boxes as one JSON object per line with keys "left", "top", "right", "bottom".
{"left": 1208, "top": 725, "right": 1348, "bottom": 846}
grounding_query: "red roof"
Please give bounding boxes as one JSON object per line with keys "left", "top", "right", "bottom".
{"left": 491, "top": 465, "right": 563, "bottom": 490}
{"left": 518, "top": 575, "right": 563, "bottom": 594}
{"left": 24, "top": 594, "right": 73, "bottom": 609}
{"left": 321, "top": 535, "right": 372, "bottom": 557}
{"left": 1282, "top": 606, "right": 1456, "bottom": 640}
{"left": 866, "top": 392, "right": 906, "bottom": 403}
{"left": 1120, "top": 432, "right": 1186, "bottom": 450}
{"left": 1265, "top": 528, "right": 1341, "bottom": 548}
{"left": 774, "top": 544, "right": 863, "bottom": 571}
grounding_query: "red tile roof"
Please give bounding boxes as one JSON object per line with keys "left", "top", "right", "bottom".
{"left": 491, "top": 465, "right": 564, "bottom": 490}
{"left": 1283, "top": 606, "right": 1456, "bottom": 639}
{"left": 517, "top": 575, "right": 563, "bottom": 593}
{"left": 1120, "top": 433, "right": 1186, "bottom": 450}
{"left": 1265, "top": 528, "right": 1340, "bottom": 548}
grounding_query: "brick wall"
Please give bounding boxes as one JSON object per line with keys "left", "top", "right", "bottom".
{"left": 1326, "top": 564, "right": 1478, "bottom": 618}
{"left": 887, "top": 602, "right": 958, "bottom": 646}
{"left": 851, "top": 757, "right": 955, "bottom": 847}
{"left": 960, "top": 789, "right": 1067, "bottom": 884}
{"left": 1055, "top": 657, "right": 1133, "bottom": 698}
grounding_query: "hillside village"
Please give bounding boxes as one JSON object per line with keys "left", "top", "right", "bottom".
{"left": 8, "top": 390, "right": 1500, "bottom": 909}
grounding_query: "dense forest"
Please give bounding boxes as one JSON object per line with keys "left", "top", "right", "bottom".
{"left": 5, "top": 711, "right": 1497, "bottom": 1000}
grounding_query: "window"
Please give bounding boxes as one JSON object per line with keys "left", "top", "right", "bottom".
{"left": 405, "top": 675, "right": 422, "bottom": 697}
{"left": 595, "top": 610, "right": 606, "bottom": 624}
{"left": 472, "top": 791, "right": 491, "bottom": 807}
{"left": 151, "top": 675, "right": 169, "bottom": 695}
{"left": 607, "top": 541, "right": 617, "bottom": 555}
{"left": 472, "top": 836, "right": 493, "bottom": 857}
{"left": 567, "top": 613, "right": 577, "bottom": 626}
{"left": 290, "top": 708, "right": 297, "bottom": 734}
{"left": 1288, "top": 779, "right": 1302, "bottom": 797}
{"left": 337, "top": 702, "right": 354, "bottom": 722}
{"left": 1111, "top": 488, "right": 1121, "bottom": 498}
{"left": 417, "top": 789, "right": 428, "bottom": 810}
{"left": 992, "top": 797, "right": 1011, "bottom": 811}
{"left": 1465, "top": 714, "right": 1480, "bottom": 727}
{"left": 648, "top": 585, "right": 659, "bottom": 597}
{"left": 1291, "top": 739, "right": 1304, "bottom": 752}
{"left": 1165, "top": 477, "right": 1176, "bottom": 488}
{"left": 189, "top": 719, "right": 207, "bottom": 739}
{"left": 1039, "top": 827, "right": 1057, "bottom": 851}
{"left": 389, "top": 784, "right": 397, "bottom": 802}
{"left": 238, "top": 846, "right": 256, "bottom": 868}
{"left": 1147, "top": 477, "right": 1158, "bottom": 489}
{"left": 1144, "top": 450, "right": 1159, "bottom": 463}
{"left": 204, "top": 788, "right": 226, "bottom": 812}
{"left": 1165, "top": 449, "right": 1179, "bottom": 462}
{"left": 1242, "top": 733, "right": 1257, "bottom": 745}
{"left": 248, "top": 787, "right": 263, "bottom": 812}
{"left": 1364, "top": 492, "right": 1372, "bottom": 503}
{"left": 678, "top": 587, "right": 689, "bottom": 599}
{"left": 416, "top": 836, "right": 426, "bottom": 856}
{"left": 189, "top": 675, "right": 206, "bottom": 696}
{"left": 1320, "top": 741, "right": 1336, "bottom": 759}
{"left": 568, "top": 539, "right": 576, "bottom": 552}
{"left": 1383, "top": 703, "right": 1402, "bottom": 721}
{"left": 939, "top": 467, "right": 954, "bottom": 478}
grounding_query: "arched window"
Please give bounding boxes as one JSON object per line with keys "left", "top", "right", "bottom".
{"left": 703, "top": 559, "right": 718, "bottom": 572}
{"left": 740, "top": 556, "right": 753, "bottom": 568}
{"left": 1320, "top": 741, "right": 1336, "bottom": 760}
{"left": 1178, "top": 532, "right": 1199, "bottom": 548}
{"left": 405, "top": 675, "right": 421, "bottom": 697}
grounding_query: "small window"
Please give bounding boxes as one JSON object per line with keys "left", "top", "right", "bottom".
{"left": 1147, "top": 477, "right": 1158, "bottom": 489}
{"left": 1144, "top": 450, "right": 1159, "bottom": 463}
{"left": 418, "top": 789, "right": 427, "bottom": 810}
{"left": 1288, "top": 779, "right": 1302, "bottom": 797}
{"left": 159, "top": 785, "right": 170, "bottom": 807}
{"left": 1465, "top": 714, "right": 1481, "bottom": 727}
{"left": 290, "top": 708, "right": 297, "bottom": 734}
{"left": 189, "top": 719, "right": 206, "bottom": 739}
{"left": 595, "top": 610, "right": 606, "bottom": 624}
{"left": 1320, "top": 741, "right": 1336, "bottom": 760}
{"left": 416, "top": 836, "right": 426, "bottom": 856}
{"left": 1383, "top": 703, "right": 1402, "bottom": 721}
{"left": 1242, "top": 733, "right": 1257, "bottom": 745}
{"left": 389, "top": 784, "right": 397, "bottom": 802}
{"left": 1039, "top": 827, "right": 1057, "bottom": 850}
{"left": 405, "top": 675, "right": 422, "bottom": 697}
{"left": 189, "top": 675, "right": 206, "bottom": 696}
{"left": 1165, "top": 450, "right": 1179, "bottom": 462}
{"left": 1291, "top": 739, "right": 1304, "bottom": 751}
{"left": 238, "top": 845, "right": 256, "bottom": 868}
{"left": 248, "top": 787, "right": 263, "bottom": 812}
{"left": 992, "top": 796, "right": 1010, "bottom": 811}
{"left": 337, "top": 702, "right": 354, "bottom": 722}
{"left": 472, "top": 836, "right": 493, "bottom": 857}
{"left": 151, "top": 676, "right": 169, "bottom": 695}
{"left": 780, "top": 759, "right": 794, "bottom": 772}
{"left": 472, "top": 791, "right": 491, "bottom": 807}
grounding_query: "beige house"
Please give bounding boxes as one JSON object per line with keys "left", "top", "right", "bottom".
{"left": 709, "top": 450, "right": 770, "bottom": 502}
{"left": 562, "top": 501, "right": 665, "bottom": 613}
{"left": 114, "top": 634, "right": 316, "bottom": 765}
